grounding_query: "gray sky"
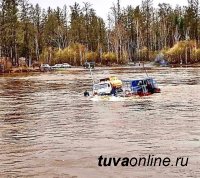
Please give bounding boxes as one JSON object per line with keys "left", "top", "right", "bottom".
{"left": 29, "top": 0, "right": 188, "bottom": 20}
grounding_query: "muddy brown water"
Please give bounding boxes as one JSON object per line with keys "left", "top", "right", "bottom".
{"left": 0, "top": 67, "right": 200, "bottom": 178}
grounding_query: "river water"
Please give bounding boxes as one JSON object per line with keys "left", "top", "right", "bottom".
{"left": 0, "top": 67, "right": 199, "bottom": 178}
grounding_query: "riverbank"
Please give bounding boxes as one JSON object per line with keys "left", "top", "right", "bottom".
{"left": 1, "top": 62, "right": 200, "bottom": 75}
{"left": 0, "top": 67, "right": 40, "bottom": 74}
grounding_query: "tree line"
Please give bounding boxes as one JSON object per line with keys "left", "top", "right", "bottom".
{"left": 0, "top": 0, "right": 200, "bottom": 67}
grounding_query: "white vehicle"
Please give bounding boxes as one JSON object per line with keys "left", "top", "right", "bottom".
{"left": 52, "top": 63, "right": 71, "bottom": 70}
{"left": 52, "top": 64, "right": 62, "bottom": 69}
{"left": 41, "top": 64, "right": 51, "bottom": 68}
{"left": 62, "top": 63, "right": 71, "bottom": 68}
{"left": 40, "top": 64, "right": 52, "bottom": 71}
{"left": 93, "top": 81, "right": 112, "bottom": 95}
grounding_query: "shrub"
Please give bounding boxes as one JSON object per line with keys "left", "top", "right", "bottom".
{"left": 85, "top": 51, "right": 98, "bottom": 62}
{"left": 102, "top": 52, "right": 117, "bottom": 65}
{"left": 165, "top": 40, "right": 197, "bottom": 64}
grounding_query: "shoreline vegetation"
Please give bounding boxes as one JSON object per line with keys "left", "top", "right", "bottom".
{"left": 1, "top": 0, "right": 200, "bottom": 73}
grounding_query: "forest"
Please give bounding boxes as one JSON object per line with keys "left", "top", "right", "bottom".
{"left": 0, "top": 0, "right": 200, "bottom": 67}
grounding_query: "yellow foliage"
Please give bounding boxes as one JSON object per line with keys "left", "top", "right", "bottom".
{"left": 53, "top": 43, "right": 86, "bottom": 65}
{"left": 85, "top": 51, "right": 98, "bottom": 62}
{"left": 102, "top": 52, "right": 116, "bottom": 63}
{"left": 191, "top": 48, "right": 200, "bottom": 62}
{"left": 165, "top": 40, "right": 199, "bottom": 64}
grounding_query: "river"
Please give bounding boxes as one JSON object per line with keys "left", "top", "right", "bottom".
{"left": 0, "top": 67, "right": 199, "bottom": 178}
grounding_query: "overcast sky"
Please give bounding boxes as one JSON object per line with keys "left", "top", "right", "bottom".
{"left": 29, "top": 0, "right": 188, "bottom": 20}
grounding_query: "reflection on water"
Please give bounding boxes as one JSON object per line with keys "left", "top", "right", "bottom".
{"left": 0, "top": 67, "right": 200, "bottom": 177}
